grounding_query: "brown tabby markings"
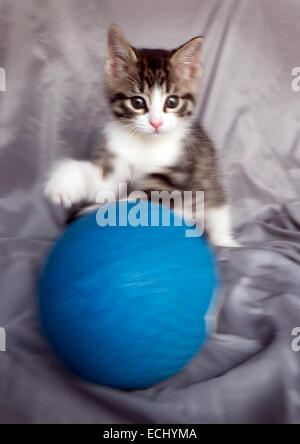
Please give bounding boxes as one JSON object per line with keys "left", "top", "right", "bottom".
{"left": 94, "top": 26, "right": 227, "bottom": 212}
{"left": 108, "top": 47, "right": 196, "bottom": 121}
{"left": 44, "top": 26, "right": 236, "bottom": 246}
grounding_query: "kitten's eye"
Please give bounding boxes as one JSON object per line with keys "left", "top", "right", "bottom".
{"left": 131, "top": 96, "right": 146, "bottom": 110}
{"left": 165, "top": 95, "right": 179, "bottom": 109}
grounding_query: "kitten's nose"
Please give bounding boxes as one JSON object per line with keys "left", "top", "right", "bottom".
{"left": 150, "top": 119, "right": 163, "bottom": 130}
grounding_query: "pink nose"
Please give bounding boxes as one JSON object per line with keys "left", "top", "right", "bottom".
{"left": 150, "top": 119, "right": 163, "bottom": 130}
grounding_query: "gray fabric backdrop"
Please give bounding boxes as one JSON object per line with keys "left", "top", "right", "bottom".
{"left": 0, "top": 0, "right": 300, "bottom": 424}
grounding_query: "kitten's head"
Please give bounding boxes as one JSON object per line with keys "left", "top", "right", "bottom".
{"left": 105, "top": 25, "right": 203, "bottom": 136}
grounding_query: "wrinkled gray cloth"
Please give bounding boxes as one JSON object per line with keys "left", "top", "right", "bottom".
{"left": 0, "top": 0, "right": 300, "bottom": 424}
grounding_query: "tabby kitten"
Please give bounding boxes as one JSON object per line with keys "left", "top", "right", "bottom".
{"left": 45, "top": 25, "right": 237, "bottom": 246}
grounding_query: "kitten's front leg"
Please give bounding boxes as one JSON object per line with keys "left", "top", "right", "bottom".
{"left": 45, "top": 159, "right": 103, "bottom": 208}
{"left": 204, "top": 205, "right": 240, "bottom": 247}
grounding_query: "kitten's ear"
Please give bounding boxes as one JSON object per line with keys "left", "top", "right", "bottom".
{"left": 106, "top": 25, "right": 137, "bottom": 78}
{"left": 171, "top": 37, "right": 203, "bottom": 80}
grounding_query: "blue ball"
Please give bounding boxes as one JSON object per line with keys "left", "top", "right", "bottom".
{"left": 39, "top": 201, "right": 217, "bottom": 389}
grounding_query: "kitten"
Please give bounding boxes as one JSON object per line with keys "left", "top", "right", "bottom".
{"left": 45, "top": 25, "right": 238, "bottom": 247}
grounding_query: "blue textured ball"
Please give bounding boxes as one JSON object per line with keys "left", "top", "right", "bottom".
{"left": 39, "top": 201, "right": 217, "bottom": 389}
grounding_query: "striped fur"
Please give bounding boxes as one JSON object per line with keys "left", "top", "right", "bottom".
{"left": 45, "top": 26, "right": 238, "bottom": 246}
{"left": 105, "top": 26, "right": 202, "bottom": 124}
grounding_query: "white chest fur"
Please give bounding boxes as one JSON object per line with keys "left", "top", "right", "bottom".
{"left": 104, "top": 121, "right": 186, "bottom": 179}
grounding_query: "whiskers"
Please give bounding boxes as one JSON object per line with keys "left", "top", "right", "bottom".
{"left": 124, "top": 120, "right": 155, "bottom": 137}
{"left": 122, "top": 121, "right": 139, "bottom": 136}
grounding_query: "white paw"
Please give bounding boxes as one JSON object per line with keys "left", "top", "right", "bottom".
{"left": 210, "top": 235, "right": 241, "bottom": 248}
{"left": 44, "top": 160, "right": 89, "bottom": 208}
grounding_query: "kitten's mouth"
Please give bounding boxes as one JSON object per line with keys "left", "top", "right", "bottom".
{"left": 135, "top": 126, "right": 169, "bottom": 137}
{"left": 151, "top": 130, "right": 165, "bottom": 137}
{"left": 151, "top": 127, "right": 167, "bottom": 136}
{"left": 138, "top": 128, "right": 164, "bottom": 137}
